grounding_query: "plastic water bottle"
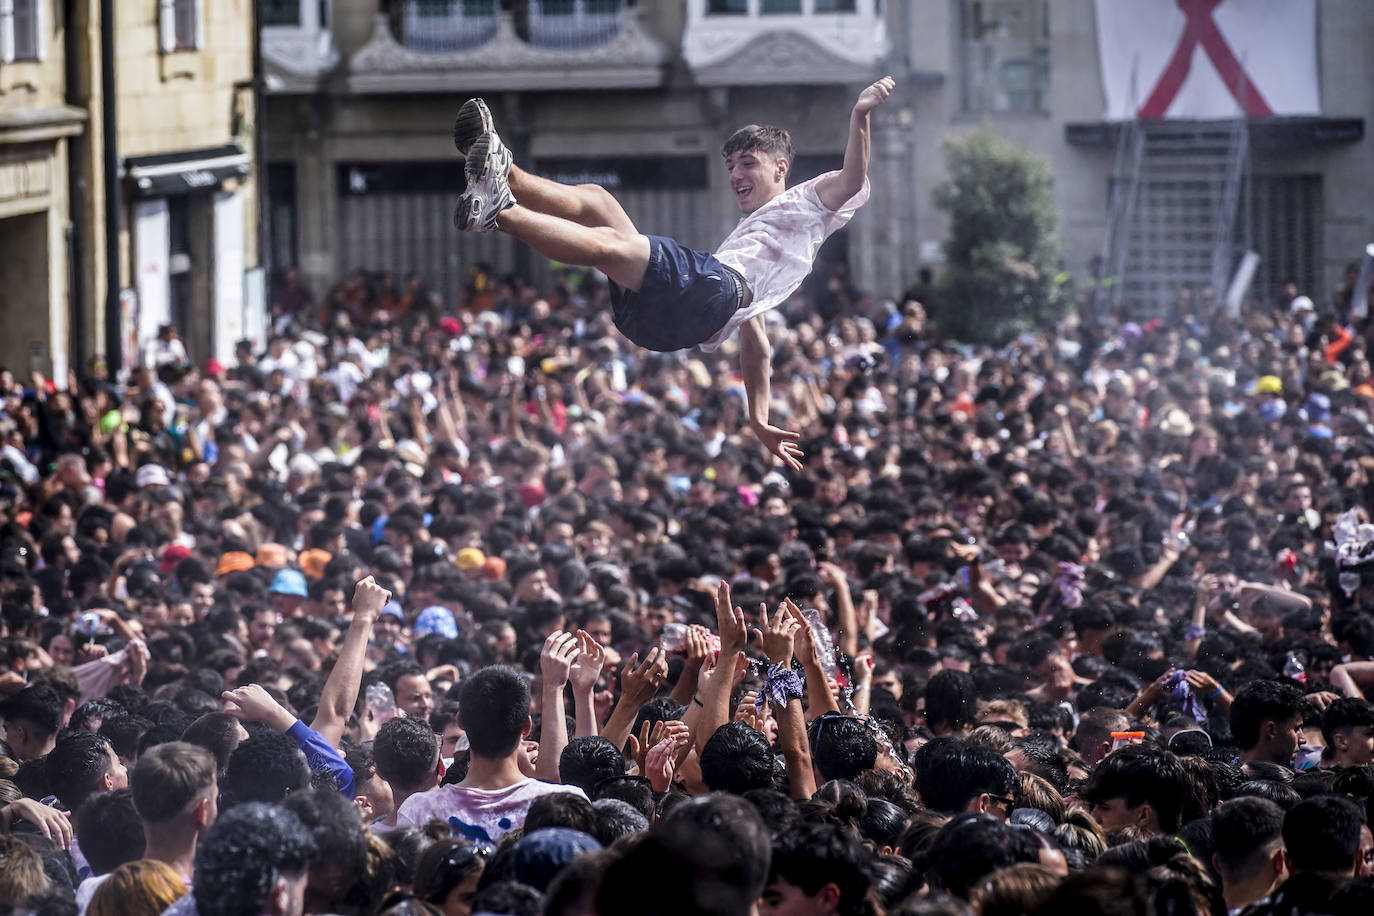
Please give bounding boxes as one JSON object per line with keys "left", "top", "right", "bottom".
{"left": 800, "top": 607, "right": 838, "bottom": 682}
{"left": 660, "top": 623, "right": 690, "bottom": 652}
{"left": 1283, "top": 652, "right": 1307, "bottom": 685}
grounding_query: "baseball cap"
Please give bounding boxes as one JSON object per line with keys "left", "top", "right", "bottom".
{"left": 511, "top": 828, "right": 603, "bottom": 893}
{"left": 159, "top": 544, "right": 192, "bottom": 575}
{"left": 456, "top": 548, "right": 487, "bottom": 572}
{"left": 1255, "top": 375, "right": 1283, "bottom": 395}
{"left": 257, "top": 543, "right": 289, "bottom": 569}
{"left": 136, "top": 464, "right": 171, "bottom": 488}
{"left": 299, "top": 549, "right": 332, "bottom": 580}
{"left": 381, "top": 601, "right": 405, "bottom": 621}
{"left": 269, "top": 569, "right": 308, "bottom": 598}
{"left": 413, "top": 606, "right": 458, "bottom": 639}
{"left": 216, "top": 551, "right": 255, "bottom": 577}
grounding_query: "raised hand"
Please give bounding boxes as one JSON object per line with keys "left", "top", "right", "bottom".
{"left": 855, "top": 76, "right": 895, "bottom": 114}
{"left": 352, "top": 576, "right": 391, "bottom": 622}
{"left": 222, "top": 683, "right": 295, "bottom": 732}
{"left": 540, "top": 631, "right": 580, "bottom": 689}
{"left": 714, "top": 581, "right": 749, "bottom": 655}
{"left": 569, "top": 630, "right": 606, "bottom": 694}
{"left": 751, "top": 421, "right": 804, "bottom": 471}
{"left": 644, "top": 736, "right": 682, "bottom": 793}
{"left": 759, "top": 602, "right": 801, "bottom": 666}
{"left": 620, "top": 647, "right": 668, "bottom": 706}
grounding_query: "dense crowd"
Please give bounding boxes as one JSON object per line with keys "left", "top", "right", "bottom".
{"left": 2, "top": 259, "right": 1374, "bottom": 916}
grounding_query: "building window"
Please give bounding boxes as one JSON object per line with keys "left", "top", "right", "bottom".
{"left": 0, "top": 0, "right": 43, "bottom": 63}
{"left": 761, "top": 0, "right": 802, "bottom": 12}
{"left": 814, "top": 0, "right": 857, "bottom": 12}
{"left": 160, "top": 0, "right": 201, "bottom": 52}
{"left": 262, "top": 0, "right": 300, "bottom": 27}
{"left": 707, "top": 0, "right": 747, "bottom": 14}
{"left": 960, "top": 0, "right": 1050, "bottom": 114}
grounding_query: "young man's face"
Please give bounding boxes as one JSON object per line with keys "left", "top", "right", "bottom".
{"left": 725, "top": 148, "right": 788, "bottom": 214}
{"left": 759, "top": 876, "right": 837, "bottom": 916}
{"left": 1087, "top": 795, "right": 1149, "bottom": 833}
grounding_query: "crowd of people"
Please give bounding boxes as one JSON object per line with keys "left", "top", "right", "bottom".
{"left": 1, "top": 256, "right": 1374, "bottom": 916}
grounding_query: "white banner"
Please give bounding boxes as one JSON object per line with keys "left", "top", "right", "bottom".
{"left": 134, "top": 198, "right": 170, "bottom": 355}
{"left": 1095, "top": 0, "right": 1320, "bottom": 121}
{"left": 213, "top": 190, "right": 246, "bottom": 365}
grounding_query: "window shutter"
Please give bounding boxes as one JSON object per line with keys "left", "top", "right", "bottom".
{"left": 193, "top": 0, "right": 204, "bottom": 50}
{"left": 0, "top": 0, "right": 15, "bottom": 64}
{"left": 159, "top": 0, "right": 176, "bottom": 51}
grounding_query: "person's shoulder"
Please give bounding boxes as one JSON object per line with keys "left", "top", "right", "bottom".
{"left": 517, "top": 778, "right": 589, "bottom": 800}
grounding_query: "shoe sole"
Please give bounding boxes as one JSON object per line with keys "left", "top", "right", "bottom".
{"left": 466, "top": 133, "right": 498, "bottom": 184}
{"left": 454, "top": 193, "right": 484, "bottom": 231}
{"left": 453, "top": 99, "right": 493, "bottom": 157}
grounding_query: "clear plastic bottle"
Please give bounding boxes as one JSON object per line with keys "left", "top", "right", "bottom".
{"left": 800, "top": 607, "right": 838, "bottom": 682}
{"left": 1283, "top": 652, "right": 1307, "bottom": 685}
{"left": 660, "top": 623, "right": 690, "bottom": 652}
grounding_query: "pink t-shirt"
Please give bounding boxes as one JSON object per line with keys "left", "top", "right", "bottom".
{"left": 394, "top": 779, "right": 588, "bottom": 842}
{"left": 702, "top": 172, "right": 870, "bottom": 351}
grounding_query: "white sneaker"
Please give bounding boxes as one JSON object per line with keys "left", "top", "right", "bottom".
{"left": 455, "top": 132, "right": 514, "bottom": 232}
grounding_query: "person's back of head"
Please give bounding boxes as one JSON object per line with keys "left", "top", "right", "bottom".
{"left": 700, "top": 722, "right": 775, "bottom": 795}
{"left": 223, "top": 732, "right": 309, "bottom": 806}
{"left": 970, "top": 863, "right": 1059, "bottom": 916}
{"left": 811, "top": 713, "right": 879, "bottom": 782}
{"left": 181, "top": 712, "right": 246, "bottom": 776}
{"left": 558, "top": 736, "right": 625, "bottom": 795}
{"left": 1073, "top": 708, "right": 1131, "bottom": 765}
{"left": 924, "top": 670, "right": 977, "bottom": 733}
{"left": 131, "top": 740, "right": 217, "bottom": 829}
{"left": 0, "top": 834, "right": 50, "bottom": 906}
{"left": 193, "top": 802, "right": 314, "bottom": 916}
{"left": 1229, "top": 679, "right": 1304, "bottom": 754}
{"left": 0, "top": 685, "right": 62, "bottom": 760}
{"left": 457, "top": 665, "right": 530, "bottom": 760}
{"left": 1080, "top": 745, "right": 1189, "bottom": 834}
{"left": 595, "top": 793, "right": 770, "bottom": 916}
{"left": 591, "top": 798, "right": 648, "bottom": 845}
{"left": 75, "top": 788, "right": 146, "bottom": 876}
{"left": 283, "top": 788, "right": 369, "bottom": 911}
{"left": 765, "top": 821, "right": 871, "bottom": 916}
{"left": 1032, "top": 867, "right": 1149, "bottom": 916}
{"left": 46, "top": 731, "right": 121, "bottom": 812}
{"left": 1211, "top": 797, "right": 1284, "bottom": 895}
{"left": 374, "top": 716, "right": 440, "bottom": 795}
{"left": 1282, "top": 794, "right": 1364, "bottom": 877}
{"left": 925, "top": 814, "right": 1040, "bottom": 899}
{"left": 88, "top": 859, "right": 187, "bottom": 916}
{"left": 524, "top": 791, "right": 598, "bottom": 836}
{"left": 914, "top": 737, "right": 1016, "bottom": 815}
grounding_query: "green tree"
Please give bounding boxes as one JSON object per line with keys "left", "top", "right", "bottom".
{"left": 931, "top": 130, "right": 1069, "bottom": 343}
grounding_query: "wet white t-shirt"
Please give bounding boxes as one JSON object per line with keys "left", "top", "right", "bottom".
{"left": 702, "top": 172, "right": 869, "bottom": 351}
{"left": 394, "top": 778, "right": 587, "bottom": 842}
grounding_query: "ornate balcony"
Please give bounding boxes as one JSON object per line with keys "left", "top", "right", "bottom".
{"left": 262, "top": 0, "right": 341, "bottom": 93}
{"left": 348, "top": 0, "right": 668, "bottom": 93}
{"left": 682, "top": 0, "right": 890, "bottom": 86}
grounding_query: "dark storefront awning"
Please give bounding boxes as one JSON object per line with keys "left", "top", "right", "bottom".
{"left": 1065, "top": 117, "right": 1365, "bottom": 151}
{"left": 123, "top": 143, "right": 251, "bottom": 197}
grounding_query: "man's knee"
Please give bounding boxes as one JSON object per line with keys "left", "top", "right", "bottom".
{"left": 576, "top": 184, "right": 622, "bottom": 220}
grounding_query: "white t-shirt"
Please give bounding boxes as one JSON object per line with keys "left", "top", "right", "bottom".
{"left": 702, "top": 172, "right": 869, "bottom": 351}
{"left": 394, "top": 778, "right": 588, "bottom": 842}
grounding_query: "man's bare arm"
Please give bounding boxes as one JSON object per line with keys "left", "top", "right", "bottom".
{"left": 740, "top": 315, "right": 803, "bottom": 470}
{"left": 816, "top": 76, "right": 893, "bottom": 211}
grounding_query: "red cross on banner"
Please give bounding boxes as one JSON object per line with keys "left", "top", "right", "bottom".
{"left": 1137, "top": 0, "right": 1274, "bottom": 119}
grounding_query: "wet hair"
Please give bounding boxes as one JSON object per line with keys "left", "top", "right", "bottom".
{"left": 181, "top": 712, "right": 245, "bottom": 777}
{"left": 914, "top": 737, "right": 1016, "bottom": 815}
{"left": 925, "top": 814, "right": 1041, "bottom": 899}
{"left": 924, "top": 670, "right": 978, "bottom": 733}
{"left": 192, "top": 803, "right": 314, "bottom": 916}
{"left": 721, "top": 125, "right": 795, "bottom": 166}
{"left": 1229, "top": 680, "right": 1304, "bottom": 751}
{"left": 223, "top": 733, "right": 310, "bottom": 806}
{"left": 283, "top": 788, "right": 369, "bottom": 875}
{"left": 1080, "top": 745, "right": 1190, "bottom": 834}
{"left": 45, "top": 732, "right": 116, "bottom": 812}
{"left": 811, "top": 714, "right": 880, "bottom": 782}
{"left": 768, "top": 822, "right": 871, "bottom": 916}
{"left": 592, "top": 798, "right": 648, "bottom": 845}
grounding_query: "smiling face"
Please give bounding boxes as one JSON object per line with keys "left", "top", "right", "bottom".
{"left": 725, "top": 147, "right": 789, "bottom": 214}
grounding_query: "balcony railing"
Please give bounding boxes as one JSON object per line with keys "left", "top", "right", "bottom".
{"left": 395, "top": 0, "right": 630, "bottom": 54}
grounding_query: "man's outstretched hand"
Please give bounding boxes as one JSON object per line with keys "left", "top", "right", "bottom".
{"left": 855, "top": 76, "right": 895, "bottom": 114}
{"left": 751, "top": 421, "right": 804, "bottom": 471}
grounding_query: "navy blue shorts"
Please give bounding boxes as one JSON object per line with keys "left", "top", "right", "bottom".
{"left": 610, "top": 235, "right": 744, "bottom": 352}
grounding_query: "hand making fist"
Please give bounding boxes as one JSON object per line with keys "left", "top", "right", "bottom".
{"left": 855, "top": 76, "right": 895, "bottom": 114}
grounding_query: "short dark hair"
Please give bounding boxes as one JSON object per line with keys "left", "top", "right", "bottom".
{"left": 924, "top": 670, "right": 978, "bottom": 732}
{"left": 1322, "top": 697, "right": 1374, "bottom": 749}
{"left": 1080, "top": 745, "right": 1190, "bottom": 833}
{"left": 75, "top": 788, "right": 145, "bottom": 876}
{"left": 925, "top": 813, "right": 1041, "bottom": 899}
{"left": 193, "top": 803, "right": 314, "bottom": 916}
{"left": 1230, "top": 680, "right": 1304, "bottom": 751}
{"left": 180, "top": 712, "right": 245, "bottom": 776}
{"left": 721, "top": 125, "right": 795, "bottom": 165}
{"left": 558, "top": 736, "right": 625, "bottom": 795}
{"left": 811, "top": 714, "right": 879, "bottom": 782}
{"left": 768, "top": 822, "right": 870, "bottom": 916}
{"left": 524, "top": 792, "right": 598, "bottom": 836}
{"left": 457, "top": 666, "right": 529, "bottom": 759}
{"left": 1212, "top": 797, "right": 1284, "bottom": 873}
{"left": 374, "top": 717, "right": 439, "bottom": 794}
{"left": 0, "top": 685, "right": 62, "bottom": 737}
{"left": 132, "top": 741, "right": 218, "bottom": 824}
{"left": 46, "top": 732, "right": 115, "bottom": 812}
{"left": 700, "top": 722, "right": 775, "bottom": 795}
{"left": 282, "top": 788, "right": 368, "bottom": 874}
{"left": 914, "top": 737, "right": 1016, "bottom": 815}
{"left": 223, "top": 733, "right": 310, "bottom": 806}
{"left": 1283, "top": 795, "right": 1364, "bottom": 875}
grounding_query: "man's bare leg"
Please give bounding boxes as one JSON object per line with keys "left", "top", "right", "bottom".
{"left": 496, "top": 204, "right": 650, "bottom": 292}
{"left": 508, "top": 166, "right": 639, "bottom": 237}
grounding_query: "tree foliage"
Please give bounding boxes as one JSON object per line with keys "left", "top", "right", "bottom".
{"left": 931, "top": 130, "right": 1069, "bottom": 343}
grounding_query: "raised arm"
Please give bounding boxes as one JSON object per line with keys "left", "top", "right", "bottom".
{"left": 815, "top": 76, "right": 893, "bottom": 211}
{"left": 740, "top": 315, "right": 803, "bottom": 471}
{"left": 311, "top": 576, "right": 387, "bottom": 747}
